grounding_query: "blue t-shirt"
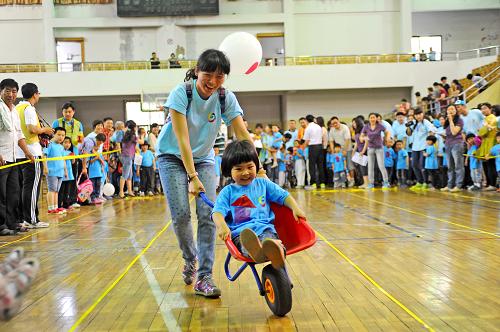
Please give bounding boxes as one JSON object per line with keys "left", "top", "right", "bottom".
{"left": 333, "top": 152, "right": 345, "bottom": 172}
{"left": 214, "top": 155, "right": 222, "bottom": 177}
{"left": 272, "top": 132, "right": 283, "bottom": 149}
{"left": 326, "top": 153, "right": 334, "bottom": 169}
{"left": 157, "top": 80, "right": 243, "bottom": 163}
{"left": 284, "top": 130, "right": 298, "bottom": 149}
{"left": 396, "top": 149, "right": 408, "bottom": 170}
{"left": 111, "top": 130, "right": 124, "bottom": 144}
{"left": 443, "top": 151, "right": 448, "bottom": 167}
{"left": 277, "top": 151, "right": 286, "bottom": 172}
{"left": 384, "top": 147, "right": 396, "bottom": 167}
{"left": 392, "top": 121, "right": 407, "bottom": 141}
{"left": 411, "top": 120, "right": 435, "bottom": 152}
{"left": 51, "top": 119, "right": 84, "bottom": 133}
{"left": 140, "top": 150, "right": 155, "bottom": 167}
{"left": 212, "top": 178, "right": 289, "bottom": 237}
{"left": 44, "top": 142, "right": 65, "bottom": 178}
{"left": 468, "top": 146, "right": 481, "bottom": 170}
{"left": 461, "top": 109, "right": 485, "bottom": 135}
{"left": 489, "top": 144, "right": 500, "bottom": 171}
{"left": 88, "top": 154, "right": 103, "bottom": 179}
{"left": 294, "top": 148, "right": 305, "bottom": 161}
{"left": 424, "top": 145, "right": 438, "bottom": 170}
{"left": 62, "top": 149, "right": 77, "bottom": 181}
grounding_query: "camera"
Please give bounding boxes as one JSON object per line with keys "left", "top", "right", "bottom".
{"left": 405, "top": 120, "right": 415, "bottom": 127}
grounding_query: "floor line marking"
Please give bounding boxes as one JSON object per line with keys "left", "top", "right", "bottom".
{"left": 315, "top": 230, "right": 434, "bottom": 331}
{"left": 347, "top": 193, "right": 500, "bottom": 238}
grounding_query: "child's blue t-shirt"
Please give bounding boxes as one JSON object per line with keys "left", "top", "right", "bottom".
{"left": 397, "top": 149, "right": 409, "bottom": 170}
{"left": 442, "top": 151, "right": 448, "bottom": 167}
{"left": 212, "top": 178, "right": 289, "bottom": 237}
{"left": 468, "top": 146, "right": 481, "bottom": 170}
{"left": 277, "top": 151, "right": 286, "bottom": 172}
{"left": 294, "top": 148, "right": 304, "bottom": 161}
{"left": 424, "top": 145, "right": 438, "bottom": 169}
{"left": 272, "top": 132, "right": 283, "bottom": 149}
{"left": 333, "top": 152, "right": 345, "bottom": 172}
{"left": 157, "top": 80, "right": 244, "bottom": 163}
{"left": 214, "top": 155, "right": 222, "bottom": 177}
{"left": 140, "top": 150, "right": 155, "bottom": 167}
{"left": 384, "top": 147, "right": 396, "bottom": 167}
{"left": 111, "top": 130, "right": 124, "bottom": 144}
{"left": 489, "top": 144, "right": 500, "bottom": 171}
{"left": 62, "top": 149, "right": 75, "bottom": 181}
{"left": 44, "top": 142, "right": 65, "bottom": 178}
{"left": 326, "top": 153, "right": 334, "bottom": 169}
{"left": 88, "top": 154, "right": 103, "bottom": 179}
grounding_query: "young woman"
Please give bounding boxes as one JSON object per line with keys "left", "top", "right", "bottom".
{"left": 441, "top": 105, "right": 464, "bottom": 192}
{"left": 360, "top": 113, "right": 390, "bottom": 189}
{"left": 156, "top": 49, "right": 258, "bottom": 298}
{"left": 119, "top": 120, "right": 137, "bottom": 198}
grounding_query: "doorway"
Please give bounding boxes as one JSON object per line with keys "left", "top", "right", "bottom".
{"left": 257, "top": 33, "right": 285, "bottom": 66}
{"left": 56, "top": 38, "right": 85, "bottom": 72}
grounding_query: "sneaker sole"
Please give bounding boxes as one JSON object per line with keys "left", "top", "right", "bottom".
{"left": 194, "top": 290, "right": 221, "bottom": 298}
{"left": 262, "top": 239, "right": 285, "bottom": 270}
{"left": 240, "top": 229, "right": 266, "bottom": 263}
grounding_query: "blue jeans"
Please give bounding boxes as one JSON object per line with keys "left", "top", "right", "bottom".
{"left": 157, "top": 154, "right": 217, "bottom": 278}
{"left": 411, "top": 150, "right": 425, "bottom": 184}
{"left": 446, "top": 144, "right": 464, "bottom": 189}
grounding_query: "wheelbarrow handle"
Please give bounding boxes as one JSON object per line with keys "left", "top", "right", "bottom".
{"left": 199, "top": 192, "right": 214, "bottom": 208}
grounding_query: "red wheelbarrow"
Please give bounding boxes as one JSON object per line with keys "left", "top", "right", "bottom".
{"left": 200, "top": 192, "right": 316, "bottom": 316}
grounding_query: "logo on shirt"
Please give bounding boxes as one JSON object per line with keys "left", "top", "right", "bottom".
{"left": 257, "top": 195, "right": 266, "bottom": 207}
{"left": 208, "top": 112, "right": 216, "bottom": 123}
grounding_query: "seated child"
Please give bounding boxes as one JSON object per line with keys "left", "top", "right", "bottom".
{"left": 212, "top": 140, "right": 306, "bottom": 269}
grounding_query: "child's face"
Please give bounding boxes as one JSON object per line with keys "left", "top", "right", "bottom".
{"left": 386, "top": 140, "right": 393, "bottom": 147}
{"left": 466, "top": 137, "right": 474, "bottom": 145}
{"left": 426, "top": 140, "right": 433, "bottom": 146}
{"left": 54, "top": 130, "right": 65, "bottom": 143}
{"left": 231, "top": 161, "right": 257, "bottom": 186}
{"left": 496, "top": 136, "right": 500, "bottom": 144}
{"left": 214, "top": 147, "right": 219, "bottom": 155}
{"left": 95, "top": 140, "right": 104, "bottom": 150}
{"left": 272, "top": 126, "right": 279, "bottom": 133}
{"left": 395, "top": 142, "right": 402, "bottom": 150}
{"left": 334, "top": 146, "right": 341, "bottom": 153}
{"left": 141, "top": 145, "right": 148, "bottom": 152}
{"left": 63, "top": 139, "right": 71, "bottom": 150}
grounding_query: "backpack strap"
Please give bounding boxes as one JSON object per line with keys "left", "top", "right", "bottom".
{"left": 185, "top": 81, "right": 193, "bottom": 111}
{"left": 218, "top": 87, "right": 226, "bottom": 114}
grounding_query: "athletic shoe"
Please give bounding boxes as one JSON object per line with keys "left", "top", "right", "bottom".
{"left": 20, "top": 221, "right": 33, "bottom": 230}
{"left": 468, "top": 186, "right": 481, "bottom": 191}
{"left": 48, "top": 209, "right": 65, "bottom": 215}
{"left": 358, "top": 183, "right": 368, "bottom": 189}
{"left": 33, "top": 221, "right": 49, "bottom": 228}
{"left": 421, "top": 183, "right": 429, "bottom": 190}
{"left": 71, "top": 203, "right": 81, "bottom": 208}
{"left": 367, "top": 184, "right": 374, "bottom": 189}
{"left": 484, "top": 185, "right": 496, "bottom": 191}
{"left": 410, "top": 183, "right": 422, "bottom": 190}
{"left": 440, "top": 187, "right": 450, "bottom": 192}
{"left": 450, "top": 187, "right": 461, "bottom": 192}
{"left": 147, "top": 191, "right": 154, "bottom": 196}
{"left": 382, "top": 182, "right": 390, "bottom": 190}
{"left": 262, "top": 239, "right": 285, "bottom": 270}
{"left": 320, "top": 183, "right": 326, "bottom": 189}
{"left": 139, "top": 191, "right": 145, "bottom": 197}
{"left": 194, "top": 275, "right": 221, "bottom": 298}
{"left": 240, "top": 229, "right": 265, "bottom": 263}
{"left": 56, "top": 208, "right": 67, "bottom": 214}
{"left": 348, "top": 179, "right": 355, "bottom": 187}
{"left": 182, "top": 261, "right": 197, "bottom": 285}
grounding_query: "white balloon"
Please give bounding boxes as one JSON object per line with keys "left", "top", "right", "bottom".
{"left": 219, "top": 32, "right": 262, "bottom": 75}
{"left": 103, "top": 183, "right": 115, "bottom": 197}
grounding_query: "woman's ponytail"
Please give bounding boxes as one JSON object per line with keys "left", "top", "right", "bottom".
{"left": 184, "top": 68, "right": 197, "bottom": 82}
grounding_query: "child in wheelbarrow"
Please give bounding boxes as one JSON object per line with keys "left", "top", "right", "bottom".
{"left": 212, "top": 140, "right": 307, "bottom": 269}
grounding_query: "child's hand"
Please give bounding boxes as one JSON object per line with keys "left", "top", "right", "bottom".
{"left": 292, "top": 206, "right": 307, "bottom": 222}
{"left": 217, "top": 223, "right": 231, "bottom": 241}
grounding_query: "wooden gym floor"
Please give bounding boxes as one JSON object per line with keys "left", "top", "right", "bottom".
{"left": 0, "top": 189, "right": 499, "bottom": 331}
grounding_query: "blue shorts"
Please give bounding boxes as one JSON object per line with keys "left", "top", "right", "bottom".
{"left": 47, "top": 176, "right": 63, "bottom": 192}
{"left": 232, "top": 229, "right": 279, "bottom": 259}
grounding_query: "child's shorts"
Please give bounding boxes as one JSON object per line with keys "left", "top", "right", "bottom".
{"left": 47, "top": 176, "right": 63, "bottom": 192}
{"left": 232, "top": 229, "right": 281, "bottom": 259}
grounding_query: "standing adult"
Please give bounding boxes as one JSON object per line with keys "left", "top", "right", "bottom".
{"left": 440, "top": 105, "right": 465, "bottom": 192}
{"left": 406, "top": 108, "right": 435, "bottom": 190}
{"left": 119, "top": 120, "right": 138, "bottom": 198}
{"left": 148, "top": 123, "right": 159, "bottom": 153}
{"left": 156, "top": 49, "right": 255, "bottom": 298}
{"left": 391, "top": 112, "right": 407, "bottom": 147}
{"left": 0, "top": 79, "right": 35, "bottom": 235}
{"left": 102, "top": 117, "right": 114, "bottom": 153}
{"left": 52, "top": 102, "right": 84, "bottom": 147}
{"left": 360, "top": 113, "right": 390, "bottom": 189}
{"left": 456, "top": 100, "right": 484, "bottom": 135}
{"left": 16, "top": 83, "right": 52, "bottom": 228}
{"left": 352, "top": 117, "right": 368, "bottom": 187}
{"left": 329, "top": 116, "right": 354, "bottom": 186}
{"left": 297, "top": 117, "right": 307, "bottom": 141}
{"left": 284, "top": 119, "right": 298, "bottom": 149}
{"left": 477, "top": 103, "right": 498, "bottom": 190}
{"left": 303, "top": 114, "right": 325, "bottom": 189}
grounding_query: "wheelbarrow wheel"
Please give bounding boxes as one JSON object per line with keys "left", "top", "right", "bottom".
{"left": 261, "top": 264, "right": 292, "bottom": 316}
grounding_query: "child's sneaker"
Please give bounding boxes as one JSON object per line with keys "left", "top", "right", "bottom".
{"left": 0, "top": 248, "right": 24, "bottom": 276}
{"left": 182, "top": 261, "right": 197, "bottom": 285}
{"left": 440, "top": 187, "right": 450, "bottom": 192}
{"left": 70, "top": 203, "right": 81, "bottom": 208}
{"left": 450, "top": 187, "right": 461, "bottom": 192}
{"left": 139, "top": 191, "right": 145, "bottom": 197}
{"left": 468, "top": 185, "right": 481, "bottom": 191}
{"left": 147, "top": 191, "right": 154, "bottom": 196}
{"left": 421, "top": 183, "right": 429, "bottom": 190}
{"left": 366, "top": 184, "right": 374, "bottom": 189}
{"left": 320, "top": 183, "right": 326, "bottom": 189}
{"left": 240, "top": 229, "right": 266, "bottom": 263}
{"left": 56, "top": 208, "right": 67, "bottom": 214}
{"left": 33, "top": 221, "right": 49, "bottom": 228}
{"left": 410, "top": 183, "right": 422, "bottom": 190}
{"left": 382, "top": 182, "right": 390, "bottom": 190}
{"left": 194, "top": 275, "right": 221, "bottom": 298}
{"left": 262, "top": 239, "right": 285, "bottom": 270}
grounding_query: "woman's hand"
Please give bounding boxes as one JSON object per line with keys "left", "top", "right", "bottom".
{"left": 189, "top": 176, "right": 205, "bottom": 196}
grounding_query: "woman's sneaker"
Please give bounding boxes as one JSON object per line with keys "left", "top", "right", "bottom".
{"left": 71, "top": 203, "right": 81, "bottom": 208}
{"left": 450, "top": 187, "right": 461, "bottom": 192}
{"left": 440, "top": 187, "right": 450, "bottom": 192}
{"left": 194, "top": 275, "right": 221, "bottom": 298}
{"left": 182, "top": 261, "right": 197, "bottom": 285}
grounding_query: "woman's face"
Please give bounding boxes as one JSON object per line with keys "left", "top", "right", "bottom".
{"left": 196, "top": 70, "right": 225, "bottom": 99}
{"left": 481, "top": 105, "right": 492, "bottom": 116}
{"left": 369, "top": 114, "right": 377, "bottom": 124}
{"left": 351, "top": 120, "right": 356, "bottom": 129}
{"left": 264, "top": 126, "right": 272, "bottom": 134}
{"left": 447, "top": 106, "right": 457, "bottom": 117}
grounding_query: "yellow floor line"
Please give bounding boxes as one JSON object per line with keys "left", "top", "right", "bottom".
{"left": 315, "top": 230, "right": 434, "bottom": 331}
{"left": 348, "top": 193, "right": 499, "bottom": 238}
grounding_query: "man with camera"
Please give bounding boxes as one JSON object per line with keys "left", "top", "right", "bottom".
{"left": 16, "top": 83, "right": 52, "bottom": 229}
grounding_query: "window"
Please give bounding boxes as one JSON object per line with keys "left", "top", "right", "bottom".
{"left": 125, "top": 102, "right": 164, "bottom": 127}
{"left": 411, "top": 36, "right": 442, "bottom": 61}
